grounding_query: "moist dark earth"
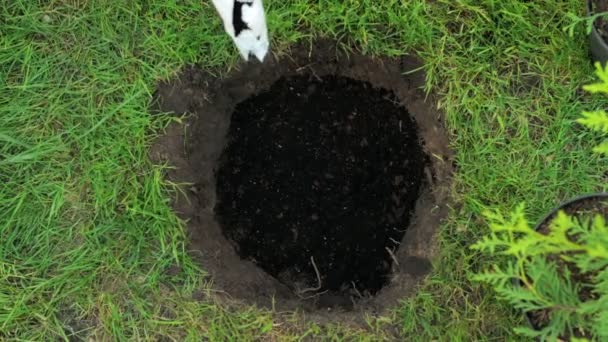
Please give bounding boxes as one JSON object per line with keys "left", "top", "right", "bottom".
{"left": 215, "top": 75, "right": 426, "bottom": 299}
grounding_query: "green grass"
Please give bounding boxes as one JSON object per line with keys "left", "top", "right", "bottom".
{"left": 1, "top": 0, "right": 606, "bottom": 340}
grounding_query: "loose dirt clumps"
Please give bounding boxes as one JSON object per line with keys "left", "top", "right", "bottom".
{"left": 151, "top": 40, "right": 453, "bottom": 321}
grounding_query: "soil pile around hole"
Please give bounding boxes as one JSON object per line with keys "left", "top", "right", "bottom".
{"left": 215, "top": 75, "right": 425, "bottom": 300}
{"left": 151, "top": 40, "right": 453, "bottom": 320}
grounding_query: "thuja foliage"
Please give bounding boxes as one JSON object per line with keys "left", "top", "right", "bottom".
{"left": 471, "top": 205, "right": 608, "bottom": 340}
{"left": 578, "top": 62, "right": 608, "bottom": 155}
{"left": 472, "top": 66, "right": 608, "bottom": 340}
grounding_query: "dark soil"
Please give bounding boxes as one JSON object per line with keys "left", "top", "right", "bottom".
{"left": 528, "top": 194, "right": 608, "bottom": 339}
{"left": 215, "top": 74, "right": 425, "bottom": 301}
{"left": 151, "top": 40, "right": 453, "bottom": 324}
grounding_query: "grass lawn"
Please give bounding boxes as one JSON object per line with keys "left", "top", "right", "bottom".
{"left": 1, "top": 0, "right": 607, "bottom": 340}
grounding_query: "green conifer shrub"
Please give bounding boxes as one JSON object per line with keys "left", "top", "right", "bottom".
{"left": 471, "top": 64, "right": 608, "bottom": 341}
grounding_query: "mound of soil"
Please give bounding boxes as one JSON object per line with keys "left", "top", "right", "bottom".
{"left": 215, "top": 74, "right": 425, "bottom": 300}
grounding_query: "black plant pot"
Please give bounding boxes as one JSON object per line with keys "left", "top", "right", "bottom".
{"left": 588, "top": 0, "right": 608, "bottom": 65}
{"left": 517, "top": 192, "right": 608, "bottom": 335}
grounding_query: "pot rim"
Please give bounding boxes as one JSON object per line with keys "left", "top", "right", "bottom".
{"left": 532, "top": 192, "right": 608, "bottom": 232}
{"left": 588, "top": 0, "right": 608, "bottom": 51}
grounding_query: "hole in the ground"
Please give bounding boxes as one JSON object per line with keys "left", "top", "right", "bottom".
{"left": 151, "top": 40, "right": 453, "bottom": 321}
{"left": 215, "top": 74, "right": 426, "bottom": 304}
